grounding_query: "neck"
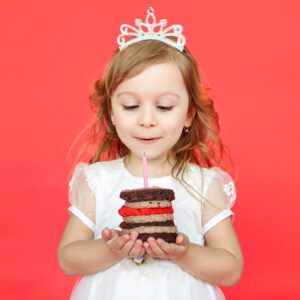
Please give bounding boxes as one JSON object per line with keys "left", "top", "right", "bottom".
{"left": 124, "top": 155, "right": 176, "bottom": 178}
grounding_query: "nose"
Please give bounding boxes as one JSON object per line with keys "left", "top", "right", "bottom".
{"left": 138, "top": 107, "right": 157, "bottom": 127}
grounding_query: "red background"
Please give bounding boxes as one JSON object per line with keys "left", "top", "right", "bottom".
{"left": 1, "top": 1, "right": 299, "bottom": 299}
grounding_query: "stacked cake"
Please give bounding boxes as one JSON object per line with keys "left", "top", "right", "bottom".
{"left": 118, "top": 187, "right": 178, "bottom": 243}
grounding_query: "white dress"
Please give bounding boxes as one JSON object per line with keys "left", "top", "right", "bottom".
{"left": 67, "top": 157, "right": 237, "bottom": 300}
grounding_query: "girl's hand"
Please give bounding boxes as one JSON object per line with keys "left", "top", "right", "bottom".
{"left": 101, "top": 227, "right": 145, "bottom": 260}
{"left": 143, "top": 233, "right": 190, "bottom": 261}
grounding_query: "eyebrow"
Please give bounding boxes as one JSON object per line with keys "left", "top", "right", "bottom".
{"left": 116, "top": 91, "right": 181, "bottom": 99}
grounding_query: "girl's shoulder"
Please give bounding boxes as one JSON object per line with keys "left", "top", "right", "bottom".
{"left": 75, "top": 157, "right": 124, "bottom": 177}
{"left": 187, "top": 162, "right": 234, "bottom": 183}
{"left": 70, "top": 158, "right": 124, "bottom": 189}
{"left": 88, "top": 157, "right": 123, "bottom": 170}
{"left": 186, "top": 163, "right": 236, "bottom": 199}
{"left": 186, "top": 162, "right": 219, "bottom": 181}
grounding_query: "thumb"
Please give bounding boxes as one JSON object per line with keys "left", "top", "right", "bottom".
{"left": 176, "top": 233, "right": 188, "bottom": 245}
{"left": 102, "top": 228, "right": 112, "bottom": 241}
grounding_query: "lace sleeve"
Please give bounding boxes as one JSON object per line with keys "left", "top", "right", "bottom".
{"left": 68, "top": 163, "right": 96, "bottom": 233}
{"left": 201, "top": 167, "right": 237, "bottom": 236}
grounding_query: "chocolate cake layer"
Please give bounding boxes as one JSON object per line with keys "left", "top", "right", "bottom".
{"left": 122, "top": 226, "right": 177, "bottom": 234}
{"left": 120, "top": 220, "right": 175, "bottom": 229}
{"left": 120, "top": 187, "right": 175, "bottom": 202}
{"left": 123, "top": 214, "right": 173, "bottom": 223}
{"left": 125, "top": 200, "right": 172, "bottom": 209}
{"left": 138, "top": 232, "right": 177, "bottom": 243}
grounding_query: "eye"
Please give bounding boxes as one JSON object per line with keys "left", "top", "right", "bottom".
{"left": 122, "top": 105, "right": 138, "bottom": 110}
{"left": 157, "top": 106, "right": 173, "bottom": 111}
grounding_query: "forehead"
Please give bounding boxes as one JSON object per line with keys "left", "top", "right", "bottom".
{"left": 113, "top": 63, "right": 187, "bottom": 98}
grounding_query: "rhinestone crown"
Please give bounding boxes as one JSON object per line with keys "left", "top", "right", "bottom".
{"left": 117, "top": 7, "right": 186, "bottom": 52}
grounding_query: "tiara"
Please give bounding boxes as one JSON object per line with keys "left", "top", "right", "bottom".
{"left": 117, "top": 7, "right": 186, "bottom": 52}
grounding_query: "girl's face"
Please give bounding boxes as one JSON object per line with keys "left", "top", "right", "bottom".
{"left": 111, "top": 62, "right": 191, "bottom": 162}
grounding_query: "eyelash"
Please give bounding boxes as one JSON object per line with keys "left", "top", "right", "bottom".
{"left": 122, "top": 105, "right": 173, "bottom": 111}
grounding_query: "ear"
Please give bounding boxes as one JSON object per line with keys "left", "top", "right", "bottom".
{"left": 185, "top": 105, "right": 196, "bottom": 127}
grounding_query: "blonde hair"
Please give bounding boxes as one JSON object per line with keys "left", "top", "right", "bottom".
{"left": 67, "top": 40, "right": 237, "bottom": 204}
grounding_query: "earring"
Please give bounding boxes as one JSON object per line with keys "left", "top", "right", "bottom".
{"left": 184, "top": 126, "right": 189, "bottom": 133}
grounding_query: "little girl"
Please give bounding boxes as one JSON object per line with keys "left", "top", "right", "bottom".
{"left": 58, "top": 7, "right": 243, "bottom": 300}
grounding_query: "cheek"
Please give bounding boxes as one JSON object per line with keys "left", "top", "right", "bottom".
{"left": 114, "top": 114, "right": 134, "bottom": 134}
{"left": 162, "top": 114, "right": 186, "bottom": 132}
{"left": 161, "top": 122, "right": 184, "bottom": 145}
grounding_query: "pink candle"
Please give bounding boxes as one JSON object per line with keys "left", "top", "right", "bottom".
{"left": 142, "top": 152, "right": 149, "bottom": 188}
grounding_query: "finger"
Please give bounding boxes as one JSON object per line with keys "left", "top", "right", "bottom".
{"left": 177, "top": 233, "right": 189, "bottom": 245}
{"left": 129, "top": 239, "right": 144, "bottom": 258}
{"left": 110, "top": 229, "right": 121, "bottom": 238}
{"left": 144, "top": 243, "right": 156, "bottom": 257}
{"left": 121, "top": 231, "right": 139, "bottom": 254}
{"left": 133, "top": 240, "right": 146, "bottom": 257}
{"left": 130, "top": 230, "right": 139, "bottom": 240}
{"left": 176, "top": 234, "right": 184, "bottom": 244}
{"left": 147, "top": 237, "right": 166, "bottom": 256}
{"left": 101, "top": 228, "right": 111, "bottom": 240}
{"left": 102, "top": 228, "right": 120, "bottom": 241}
{"left": 138, "top": 248, "right": 146, "bottom": 257}
{"left": 111, "top": 233, "right": 130, "bottom": 250}
{"left": 156, "top": 238, "right": 171, "bottom": 254}
{"left": 135, "top": 239, "right": 143, "bottom": 248}
{"left": 143, "top": 241, "right": 149, "bottom": 249}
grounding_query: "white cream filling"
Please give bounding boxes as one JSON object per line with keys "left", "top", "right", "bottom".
{"left": 125, "top": 200, "right": 172, "bottom": 209}
{"left": 123, "top": 214, "right": 174, "bottom": 223}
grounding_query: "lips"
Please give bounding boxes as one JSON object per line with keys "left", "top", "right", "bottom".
{"left": 135, "top": 137, "right": 161, "bottom": 144}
